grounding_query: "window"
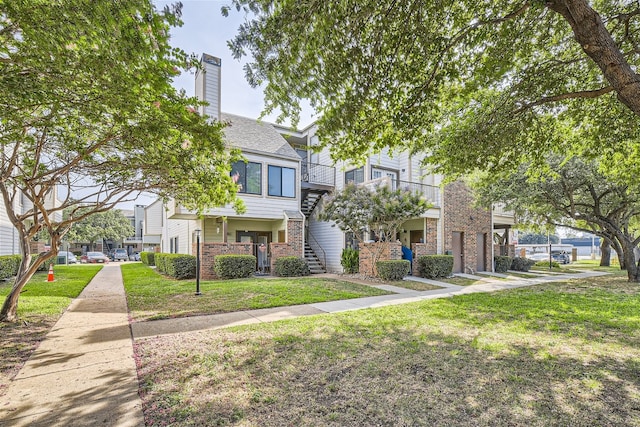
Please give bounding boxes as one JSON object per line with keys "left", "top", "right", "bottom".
{"left": 268, "top": 165, "right": 295, "bottom": 197}
{"left": 371, "top": 167, "right": 398, "bottom": 189}
{"left": 345, "top": 167, "right": 364, "bottom": 184}
{"left": 170, "top": 237, "right": 178, "bottom": 253}
{"left": 231, "top": 161, "right": 262, "bottom": 194}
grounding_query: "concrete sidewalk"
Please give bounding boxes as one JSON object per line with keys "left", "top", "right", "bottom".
{"left": 131, "top": 269, "right": 608, "bottom": 339}
{"left": 0, "top": 264, "right": 144, "bottom": 427}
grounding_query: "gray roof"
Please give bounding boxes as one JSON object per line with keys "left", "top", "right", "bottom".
{"left": 221, "top": 113, "right": 300, "bottom": 160}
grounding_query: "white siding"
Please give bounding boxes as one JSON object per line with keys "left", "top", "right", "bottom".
{"left": 166, "top": 219, "right": 197, "bottom": 254}
{"left": 197, "top": 54, "right": 221, "bottom": 122}
{"left": 308, "top": 197, "right": 346, "bottom": 273}
{"left": 204, "top": 153, "right": 300, "bottom": 220}
{"left": 144, "top": 199, "right": 165, "bottom": 235}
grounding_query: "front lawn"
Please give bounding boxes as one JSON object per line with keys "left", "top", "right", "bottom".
{"left": 135, "top": 272, "right": 640, "bottom": 426}
{"left": 122, "top": 263, "right": 392, "bottom": 321}
{"left": 0, "top": 264, "right": 102, "bottom": 392}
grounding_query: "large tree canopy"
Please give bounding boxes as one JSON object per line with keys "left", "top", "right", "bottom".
{"left": 64, "top": 209, "right": 134, "bottom": 250}
{"left": 226, "top": 0, "right": 640, "bottom": 178}
{"left": 0, "top": 1, "right": 242, "bottom": 321}
{"left": 473, "top": 156, "right": 640, "bottom": 281}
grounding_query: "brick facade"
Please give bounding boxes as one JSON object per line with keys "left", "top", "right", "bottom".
{"left": 194, "top": 217, "right": 304, "bottom": 279}
{"left": 443, "top": 181, "right": 492, "bottom": 273}
{"left": 359, "top": 241, "right": 401, "bottom": 277}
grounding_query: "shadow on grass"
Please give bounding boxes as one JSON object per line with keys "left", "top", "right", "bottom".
{"left": 134, "top": 280, "right": 640, "bottom": 426}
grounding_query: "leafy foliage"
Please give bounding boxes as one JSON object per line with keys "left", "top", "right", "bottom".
{"left": 0, "top": 256, "right": 21, "bottom": 280}
{"left": 417, "top": 255, "right": 453, "bottom": 279}
{"left": 225, "top": 1, "right": 640, "bottom": 179}
{"left": 518, "top": 232, "right": 559, "bottom": 245}
{"left": 214, "top": 255, "right": 256, "bottom": 279}
{"left": 65, "top": 208, "right": 134, "bottom": 249}
{"left": 474, "top": 155, "right": 640, "bottom": 281}
{"left": 511, "top": 257, "right": 536, "bottom": 272}
{"left": 340, "top": 248, "right": 359, "bottom": 274}
{"left": 0, "top": 1, "right": 244, "bottom": 321}
{"left": 319, "top": 183, "right": 430, "bottom": 246}
{"left": 274, "top": 257, "right": 310, "bottom": 277}
{"left": 141, "top": 252, "right": 155, "bottom": 267}
{"left": 155, "top": 254, "right": 196, "bottom": 280}
{"left": 376, "top": 260, "right": 410, "bottom": 281}
{"left": 494, "top": 256, "right": 513, "bottom": 273}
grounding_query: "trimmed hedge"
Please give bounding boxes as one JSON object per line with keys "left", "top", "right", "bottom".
{"left": 140, "top": 251, "right": 155, "bottom": 266}
{"left": 274, "top": 256, "right": 310, "bottom": 277}
{"left": 154, "top": 253, "right": 196, "bottom": 279}
{"left": 0, "top": 255, "right": 21, "bottom": 280}
{"left": 214, "top": 255, "right": 256, "bottom": 279}
{"left": 376, "top": 260, "right": 410, "bottom": 281}
{"left": 494, "top": 256, "right": 512, "bottom": 273}
{"left": 417, "top": 255, "right": 453, "bottom": 279}
{"left": 511, "top": 257, "right": 536, "bottom": 272}
{"left": 341, "top": 248, "right": 359, "bottom": 274}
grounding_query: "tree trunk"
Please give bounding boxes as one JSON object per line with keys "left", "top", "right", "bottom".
{"left": 599, "top": 238, "right": 611, "bottom": 266}
{"left": 0, "top": 239, "right": 55, "bottom": 322}
{"left": 547, "top": 0, "right": 640, "bottom": 116}
{"left": 621, "top": 239, "right": 640, "bottom": 282}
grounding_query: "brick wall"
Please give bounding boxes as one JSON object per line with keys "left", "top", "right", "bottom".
{"left": 287, "top": 217, "right": 303, "bottom": 257}
{"left": 270, "top": 243, "right": 298, "bottom": 272}
{"left": 443, "top": 181, "right": 492, "bottom": 273}
{"left": 425, "top": 218, "right": 438, "bottom": 254}
{"left": 359, "top": 241, "right": 401, "bottom": 277}
{"left": 195, "top": 242, "right": 253, "bottom": 279}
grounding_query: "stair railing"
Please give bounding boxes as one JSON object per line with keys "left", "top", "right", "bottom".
{"left": 307, "top": 231, "right": 326, "bottom": 271}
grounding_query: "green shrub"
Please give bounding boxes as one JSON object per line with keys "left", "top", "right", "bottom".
{"left": 535, "top": 260, "right": 560, "bottom": 269}
{"left": 0, "top": 255, "right": 21, "bottom": 280}
{"left": 30, "top": 254, "right": 50, "bottom": 271}
{"left": 494, "top": 256, "right": 513, "bottom": 273}
{"left": 376, "top": 260, "right": 410, "bottom": 281}
{"left": 274, "top": 256, "right": 310, "bottom": 277}
{"left": 511, "top": 257, "right": 536, "bottom": 272}
{"left": 417, "top": 255, "right": 453, "bottom": 279}
{"left": 214, "top": 255, "right": 256, "bottom": 279}
{"left": 154, "top": 253, "right": 167, "bottom": 273}
{"left": 341, "top": 248, "right": 359, "bottom": 274}
{"left": 140, "top": 251, "right": 155, "bottom": 266}
{"left": 160, "top": 254, "right": 196, "bottom": 279}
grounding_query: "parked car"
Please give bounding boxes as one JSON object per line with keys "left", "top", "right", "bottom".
{"left": 129, "top": 251, "right": 141, "bottom": 261}
{"left": 113, "top": 248, "right": 129, "bottom": 262}
{"left": 527, "top": 253, "right": 550, "bottom": 262}
{"left": 551, "top": 250, "right": 571, "bottom": 264}
{"left": 57, "top": 251, "right": 78, "bottom": 264}
{"left": 85, "top": 251, "right": 110, "bottom": 263}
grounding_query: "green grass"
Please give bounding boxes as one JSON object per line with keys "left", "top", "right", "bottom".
{"left": 122, "top": 263, "right": 392, "bottom": 321}
{"left": 387, "top": 280, "right": 442, "bottom": 291}
{"left": 0, "top": 264, "right": 103, "bottom": 319}
{"left": 135, "top": 273, "right": 640, "bottom": 426}
{"left": 0, "top": 264, "right": 102, "bottom": 391}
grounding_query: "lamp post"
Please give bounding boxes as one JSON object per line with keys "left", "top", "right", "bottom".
{"left": 194, "top": 228, "right": 201, "bottom": 296}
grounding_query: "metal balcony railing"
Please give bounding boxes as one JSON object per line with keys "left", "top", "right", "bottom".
{"left": 301, "top": 162, "right": 335, "bottom": 187}
{"left": 364, "top": 177, "right": 440, "bottom": 206}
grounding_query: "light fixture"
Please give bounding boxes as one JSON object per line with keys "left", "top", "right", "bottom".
{"left": 194, "top": 229, "right": 201, "bottom": 296}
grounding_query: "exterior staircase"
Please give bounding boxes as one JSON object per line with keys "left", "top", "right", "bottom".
{"left": 304, "top": 242, "right": 326, "bottom": 274}
{"left": 301, "top": 191, "right": 323, "bottom": 217}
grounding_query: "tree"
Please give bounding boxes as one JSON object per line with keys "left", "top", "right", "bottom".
{"left": 225, "top": 1, "right": 640, "bottom": 179}
{"left": 472, "top": 156, "right": 640, "bottom": 282}
{"left": 518, "top": 232, "right": 559, "bottom": 245}
{"left": 0, "top": 1, "right": 243, "bottom": 322}
{"left": 65, "top": 209, "right": 134, "bottom": 251}
{"left": 318, "top": 182, "right": 430, "bottom": 275}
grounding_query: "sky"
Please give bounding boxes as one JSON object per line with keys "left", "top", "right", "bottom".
{"left": 156, "top": 0, "right": 314, "bottom": 126}
{"left": 126, "top": 1, "right": 314, "bottom": 208}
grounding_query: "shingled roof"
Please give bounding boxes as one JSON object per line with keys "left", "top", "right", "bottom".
{"left": 221, "top": 112, "right": 300, "bottom": 160}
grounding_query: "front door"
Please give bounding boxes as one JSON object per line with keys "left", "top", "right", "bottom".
{"left": 452, "top": 231, "right": 464, "bottom": 273}
{"left": 476, "top": 233, "right": 486, "bottom": 272}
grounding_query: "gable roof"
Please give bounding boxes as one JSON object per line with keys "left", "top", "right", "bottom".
{"left": 221, "top": 112, "right": 300, "bottom": 160}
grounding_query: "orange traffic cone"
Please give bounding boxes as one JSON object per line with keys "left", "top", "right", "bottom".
{"left": 47, "top": 264, "right": 54, "bottom": 282}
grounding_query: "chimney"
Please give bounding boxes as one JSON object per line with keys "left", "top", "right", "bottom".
{"left": 195, "top": 53, "right": 221, "bottom": 121}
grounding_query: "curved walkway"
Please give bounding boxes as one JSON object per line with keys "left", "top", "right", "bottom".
{"left": 0, "top": 266, "right": 607, "bottom": 426}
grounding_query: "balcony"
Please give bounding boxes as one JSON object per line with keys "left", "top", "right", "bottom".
{"left": 301, "top": 162, "right": 335, "bottom": 188}
{"left": 364, "top": 177, "right": 440, "bottom": 207}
